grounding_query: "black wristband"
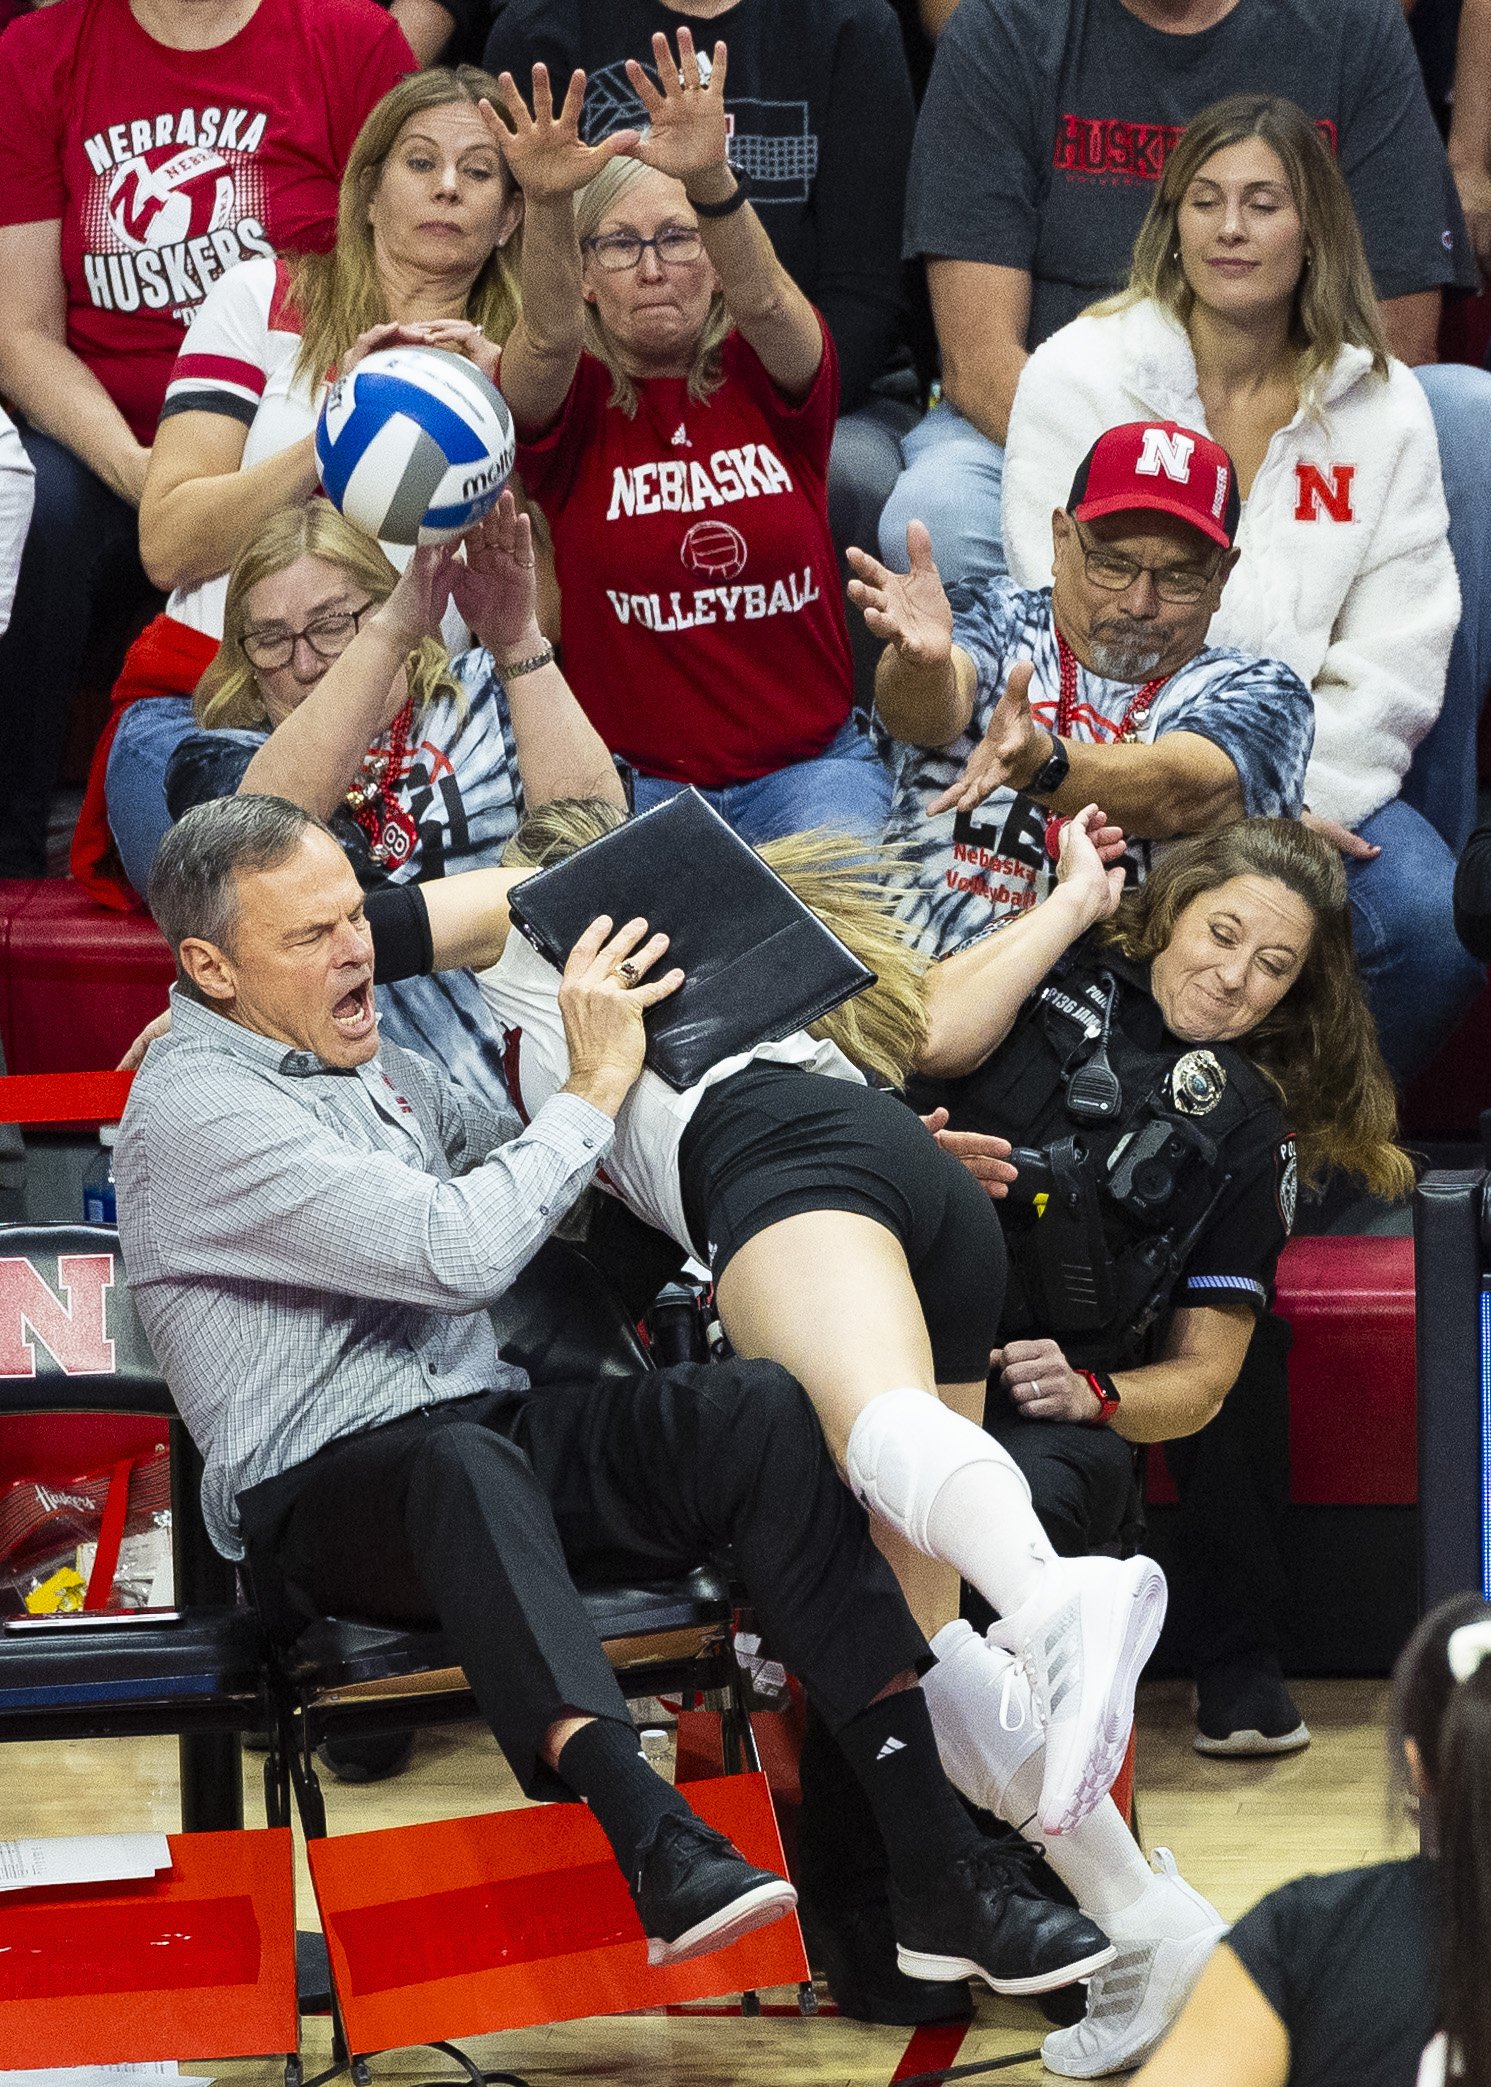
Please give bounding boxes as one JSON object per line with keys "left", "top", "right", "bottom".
{"left": 688, "top": 165, "right": 752, "bottom": 218}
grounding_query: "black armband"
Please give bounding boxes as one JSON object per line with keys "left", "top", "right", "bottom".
{"left": 366, "top": 882, "right": 434, "bottom": 984}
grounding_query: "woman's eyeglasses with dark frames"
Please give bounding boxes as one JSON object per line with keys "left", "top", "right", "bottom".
{"left": 582, "top": 227, "right": 705, "bottom": 272}
{"left": 241, "top": 602, "right": 374, "bottom": 671}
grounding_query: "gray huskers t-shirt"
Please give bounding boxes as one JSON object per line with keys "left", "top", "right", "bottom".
{"left": 904, "top": 0, "right": 1473, "bottom": 348}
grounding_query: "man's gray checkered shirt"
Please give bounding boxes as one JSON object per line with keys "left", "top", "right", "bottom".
{"left": 116, "top": 990, "right": 615, "bottom": 1559}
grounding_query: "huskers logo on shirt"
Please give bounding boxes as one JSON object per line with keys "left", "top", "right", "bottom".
{"left": 80, "top": 107, "right": 277, "bottom": 322}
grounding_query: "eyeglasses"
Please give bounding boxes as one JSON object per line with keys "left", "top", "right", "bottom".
{"left": 1071, "top": 520, "right": 1221, "bottom": 605}
{"left": 582, "top": 226, "right": 705, "bottom": 273}
{"left": 241, "top": 603, "right": 373, "bottom": 671}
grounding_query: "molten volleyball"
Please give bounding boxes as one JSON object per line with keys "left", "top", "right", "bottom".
{"left": 315, "top": 346, "right": 515, "bottom": 547}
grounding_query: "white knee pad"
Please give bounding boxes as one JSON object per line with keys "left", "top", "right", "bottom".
{"left": 843, "top": 1386, "right": 1031, "bottom": 1556}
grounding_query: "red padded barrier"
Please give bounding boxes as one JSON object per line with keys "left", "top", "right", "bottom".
{"left": 1148, "top": 1235, "right": 1416, "bottom": 1508}
{"left": 0, "top": 879, "right": 172, "bottom": 1080}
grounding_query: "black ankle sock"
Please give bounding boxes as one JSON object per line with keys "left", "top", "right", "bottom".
{"left": 555, "top": 1716, "right": 692, "bottom": 1882}
{"left": 833, "top": 1687, "right": 982, "bottom": 1896}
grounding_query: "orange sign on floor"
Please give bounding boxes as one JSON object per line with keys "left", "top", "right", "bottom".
{"left": 307, "top": 1774, "right": 809, "bottom": 2057}
{"left": 0, "top": 1828, "right": 298, "bottom": 2067}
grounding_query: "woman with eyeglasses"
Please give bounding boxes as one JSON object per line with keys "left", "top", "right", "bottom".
{"left": 152, "top": 490, "right": 623, "bottom": 1109}
{"left": 477, "top": 33, "right": 891, "bottom": 845}
{"left": 74, "top": 64, "right": 526, "bottom": 912}
{"left": 997, "top": 93, "right": 1478, "bottom": 1086}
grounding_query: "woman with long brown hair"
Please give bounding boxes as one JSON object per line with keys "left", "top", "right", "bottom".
{"left": 999, "top": 92, "right": 1482, "bottom": 1088}
{"left": 892, "top": 813, "right": 1412, "bottom": 2078}
{"left": 76, "top": 64, "right": 525, "bottom": 909}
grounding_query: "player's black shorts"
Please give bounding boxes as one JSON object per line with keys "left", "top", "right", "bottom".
{"left": 677, "top": 1061, "right": 1006, "bottom": 1382}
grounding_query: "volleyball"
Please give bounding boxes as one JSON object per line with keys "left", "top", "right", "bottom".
{"left": 315, "top": 346, "right": 515, "bottom": 547}
{"left": 107, "top": 148, "right": 236, "bottom": 250}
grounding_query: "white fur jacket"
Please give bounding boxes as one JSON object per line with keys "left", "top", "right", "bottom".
{"left": 1002, "top": 300, "right": 1459, "bottom": 829}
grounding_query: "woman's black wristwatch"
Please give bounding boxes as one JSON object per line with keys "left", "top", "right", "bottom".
{"left": 689, "top": 166, "right": 752, "bottom": 218}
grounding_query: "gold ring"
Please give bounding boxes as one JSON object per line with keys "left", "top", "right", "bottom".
{"left": 615, "top": 958, "right": 641, "bottom": 987}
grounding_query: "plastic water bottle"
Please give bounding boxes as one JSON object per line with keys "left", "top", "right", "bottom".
{"left": 83, "top": 1125, "right": 119, "bottom": 1225}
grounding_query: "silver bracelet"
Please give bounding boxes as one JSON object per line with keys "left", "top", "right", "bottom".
{"left": 498, "top": 642, "right": 556, "bottom": 681}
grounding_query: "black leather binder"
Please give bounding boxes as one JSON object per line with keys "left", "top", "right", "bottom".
{"left": 506, "top": 788, "right": 875, "bottom": 1091}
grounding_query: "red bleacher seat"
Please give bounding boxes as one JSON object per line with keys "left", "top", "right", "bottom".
{"left": 0, "top": 879, "right": 173, "bottom": 1079}
{"left": 1149, "top": 1234, "right": 1416, "bottom": 1507}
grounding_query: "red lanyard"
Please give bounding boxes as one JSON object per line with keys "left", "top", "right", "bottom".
{"left": 345, "top": 700, "right": 420, "bottom": 868}
{"left": 1055, "top": 632, "right": 1168, "bottom": 744}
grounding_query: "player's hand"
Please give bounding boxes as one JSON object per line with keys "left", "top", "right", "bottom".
{"left": 846, "top": 520, "right": 953, "bottom": 666}
{"left": 484, "top": 66, "right": 639, "bottom": 202}
{"left": 1053, "top": 804, "right": 1128, "bottom": 925}
{"left": 927, "top": 661, "right": 1044, "bottom": 816}
{"left": 920, "top": 1107, "right": 1018, "bottom": 1201}
{"left": 558, "top": 914, "right": 684, "bottom": 1115}
{"left": 993, "top": 1337, "right": 1101, "bottom": 1424}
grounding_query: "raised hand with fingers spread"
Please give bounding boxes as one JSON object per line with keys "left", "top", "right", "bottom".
{"left": 483, "top": 66, "right": 639, "bottom": 202}
{"left": 625, "top": 28, "right": 732, "bottom": 187}
{"left": 847, "top": 519, "right": 952, "bottom": 666}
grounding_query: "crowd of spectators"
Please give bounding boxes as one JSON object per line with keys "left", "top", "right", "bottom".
{"left": 4, "top": 0, "right": 1491, "bottom": 2080}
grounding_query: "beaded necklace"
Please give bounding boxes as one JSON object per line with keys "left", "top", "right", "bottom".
{"left": 344, "top": 699, "right": 419, "bottom": 868}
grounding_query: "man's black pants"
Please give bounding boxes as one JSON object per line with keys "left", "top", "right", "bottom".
{"left": 237, "top": 1361, "right": 927, "bottom": 1798}
{"left": 980, "top": 1313, "right": 1293, "bottom": 1671}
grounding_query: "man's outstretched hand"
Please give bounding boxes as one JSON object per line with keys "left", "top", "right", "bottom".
{"left": 846, "top": 520, "right": 953, "bottom": 666}
{"left": 927, "top": 660, "right": 1046, "bottom": 815}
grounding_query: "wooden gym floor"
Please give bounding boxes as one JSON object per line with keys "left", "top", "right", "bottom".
{"left": 1, "top": 1676, "right": 1403, "bottom": 2085}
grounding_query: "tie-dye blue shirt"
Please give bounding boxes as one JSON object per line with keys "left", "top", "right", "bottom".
{"left": 883, "top": 582, "right": 1314, "bottom": 959}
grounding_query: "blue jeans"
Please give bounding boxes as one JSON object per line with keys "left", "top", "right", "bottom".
{"left": 104, "top": 694, "right": 197, "bottom": 897}
{"left": 630, "top": 715, "right": 892, "bottom": 844}
{"left": 0, "top": 425, "right": 157, "bottom": 875}
{"left": 876, "top": 400, "right": 1007, "bottom": 585}
{"left": 1347, "top": 797, "right": 1484, "bottom": 1083}
{"left": 1401, "top": 362, "right": 1491, "bottom": 853}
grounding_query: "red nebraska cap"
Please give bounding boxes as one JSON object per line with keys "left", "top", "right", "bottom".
{"left": 1067, "top": 420, "right": 1241, "bottom": 550}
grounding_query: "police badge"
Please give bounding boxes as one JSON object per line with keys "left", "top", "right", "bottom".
{"left": 1170, "top": 1049, "right": 1226, "bottom": 1116}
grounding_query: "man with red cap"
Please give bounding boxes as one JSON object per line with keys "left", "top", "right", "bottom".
{"left": 853, "top": 419, "right": 1312, "bottom": 957}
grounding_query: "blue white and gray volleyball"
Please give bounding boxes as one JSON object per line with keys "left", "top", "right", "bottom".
{"left": 315, "top": 347, "right": 516, "bottom": 546}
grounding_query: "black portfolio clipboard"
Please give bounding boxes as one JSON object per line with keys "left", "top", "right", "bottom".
{"left": 505, "top": 789, "right": 874, "bottom": 1091}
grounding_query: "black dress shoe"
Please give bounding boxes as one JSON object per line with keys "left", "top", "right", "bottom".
{"left": 316, "top": 1728, "right": 416, "bottom": 1783}
{"left": 634, "top": 1812, "right": 798, "bottom": 1968}
{"left": 799, "top": 1891, "right": 973, "bottom": 2025}
{"left": 891, "top": 1839, "right": 1114, "bottom": 1998}
{"left": 1193, "top": 1660, "right": 1310, "bottom": 1757}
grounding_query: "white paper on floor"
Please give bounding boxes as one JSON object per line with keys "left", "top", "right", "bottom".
{"left": 0, "top": 1832, "right": 170, "bottom": 1893}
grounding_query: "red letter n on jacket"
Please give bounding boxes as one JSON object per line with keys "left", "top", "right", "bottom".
{"left": 1294, "top": 463, "right": 1356, "bottom": 522}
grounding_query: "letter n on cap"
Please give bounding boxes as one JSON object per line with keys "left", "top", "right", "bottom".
{"left": 1136, "top": 428, "right": 1195, "bottom": 482}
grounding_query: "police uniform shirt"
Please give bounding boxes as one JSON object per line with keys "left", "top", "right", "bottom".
{"left": 911, "top": 934, "right": 1298, "bottom": 1327}
{"left": 883, "top": 582, "right": 1314, "bottom": 961}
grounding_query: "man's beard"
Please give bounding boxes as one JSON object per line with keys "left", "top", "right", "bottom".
{"left": 1088, "top": 623, "right": 1167, "bottom": 681}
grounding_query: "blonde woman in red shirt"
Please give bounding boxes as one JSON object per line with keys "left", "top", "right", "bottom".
{"left": 482, "top": 32, "right": 892, "bottom": 844}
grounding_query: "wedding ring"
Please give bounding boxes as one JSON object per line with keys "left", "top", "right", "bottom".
{"left": 615, "top": 958, "right": 641, "bottom": 987}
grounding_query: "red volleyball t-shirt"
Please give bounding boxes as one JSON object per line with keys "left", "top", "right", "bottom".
{"left": 0, "top": 0, "right": 414, "bottom": 444}
{"left": 516, "top": 321, "right": 854, "bottom": 787}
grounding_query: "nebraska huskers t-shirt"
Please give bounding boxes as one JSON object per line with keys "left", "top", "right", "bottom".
{"left": 0, "top": 0, "right": 413, "bottom": 444}
{"left": 515, "top": 322, "right": 854, "bottom": 787}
